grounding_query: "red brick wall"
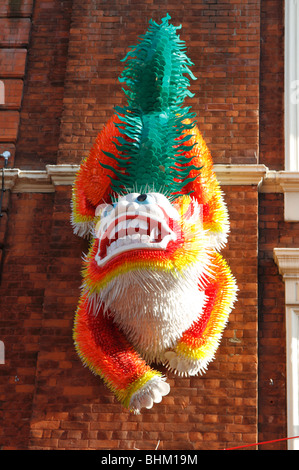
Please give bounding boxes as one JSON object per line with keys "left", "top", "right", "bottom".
{"left": 0, "top": 0, "right": 34, "bottom": 18}
{"left": 258, "top": 193, "right": 289, "bottom": 450}
{"left": 0, "top": 18, "right": 31, "bottom": 46}
{"left": 0, "top": 1, "right": 35, "bottom": 359}
{"left": 15, "top": 0, "right": 73, "bottom": 169}
{"left": 0, "top": 193, "right": 54, "bottom": 449}
{"left": 57, "top": 0, "right": 260, "bottom": 166}
{"left": 0, "top": 2, "right": 34, "bottom": 166}
{"left": 259, "top": 0, "right": 284, "bottom": 170}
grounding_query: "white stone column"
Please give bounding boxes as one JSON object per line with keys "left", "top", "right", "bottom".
{"left": 274, "top": 248, "right": 299, "bottom": 450}
{"left": 285, "top": 0, "right": 299, "bottom": 171}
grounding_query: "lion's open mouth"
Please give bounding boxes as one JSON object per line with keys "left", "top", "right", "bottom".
{"left": 95, "top": 212, "right": 177, "bottom": 266}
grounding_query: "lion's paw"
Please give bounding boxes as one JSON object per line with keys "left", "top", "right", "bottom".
{"left": 129, "top": 377, "right": 170, "bottom": 413}
{"left": 164, "top": 350, "right": 207, "bottom": 376}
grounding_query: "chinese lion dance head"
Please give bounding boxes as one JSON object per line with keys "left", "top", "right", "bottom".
{"left": 71, "top": 15, "right": 237, "bottom": 413}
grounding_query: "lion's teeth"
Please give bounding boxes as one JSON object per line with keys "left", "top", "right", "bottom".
{"left": 108, "top": 219, "right": 149, "bottom": 240}
{"left": 108, "top": 220, "right": 126, "bottom": 240}
{"left": 131, "top": 234, "right": 141, "bottom": 241}
{"left": 150, "top": 227, "right": 160, "bottom": 241}
{"left": 127, "top": 219, "right": 148, "bottom": 230}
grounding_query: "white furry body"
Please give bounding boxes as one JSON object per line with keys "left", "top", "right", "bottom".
{"left": 95, "top": 263, "right": 206, "bottom": 363}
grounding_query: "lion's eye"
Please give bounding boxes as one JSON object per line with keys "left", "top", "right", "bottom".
{"left": 95, "top": 203, "right": 115, "bottom": 218}
{"left": 135, "top": 193, "right": 155, "bottom": 204}
{"left": 102, "top": 204, "right": 115, "bottom": 217}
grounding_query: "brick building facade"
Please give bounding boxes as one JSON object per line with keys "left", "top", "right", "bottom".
{"left": 0, "top": 0, "right": 298, "bottom": 451}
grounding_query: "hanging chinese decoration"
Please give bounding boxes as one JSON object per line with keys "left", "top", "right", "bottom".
{"left": 71, "top": 15, "right": 237, "bottom": 413}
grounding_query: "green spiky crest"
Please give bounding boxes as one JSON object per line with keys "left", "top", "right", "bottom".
{"left": 101, "top": 14, "right": 201, "bottom": 197}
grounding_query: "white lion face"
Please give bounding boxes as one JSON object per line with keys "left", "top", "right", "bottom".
{"left": 93, "top": 192, "right": 181, "bottom": 267}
